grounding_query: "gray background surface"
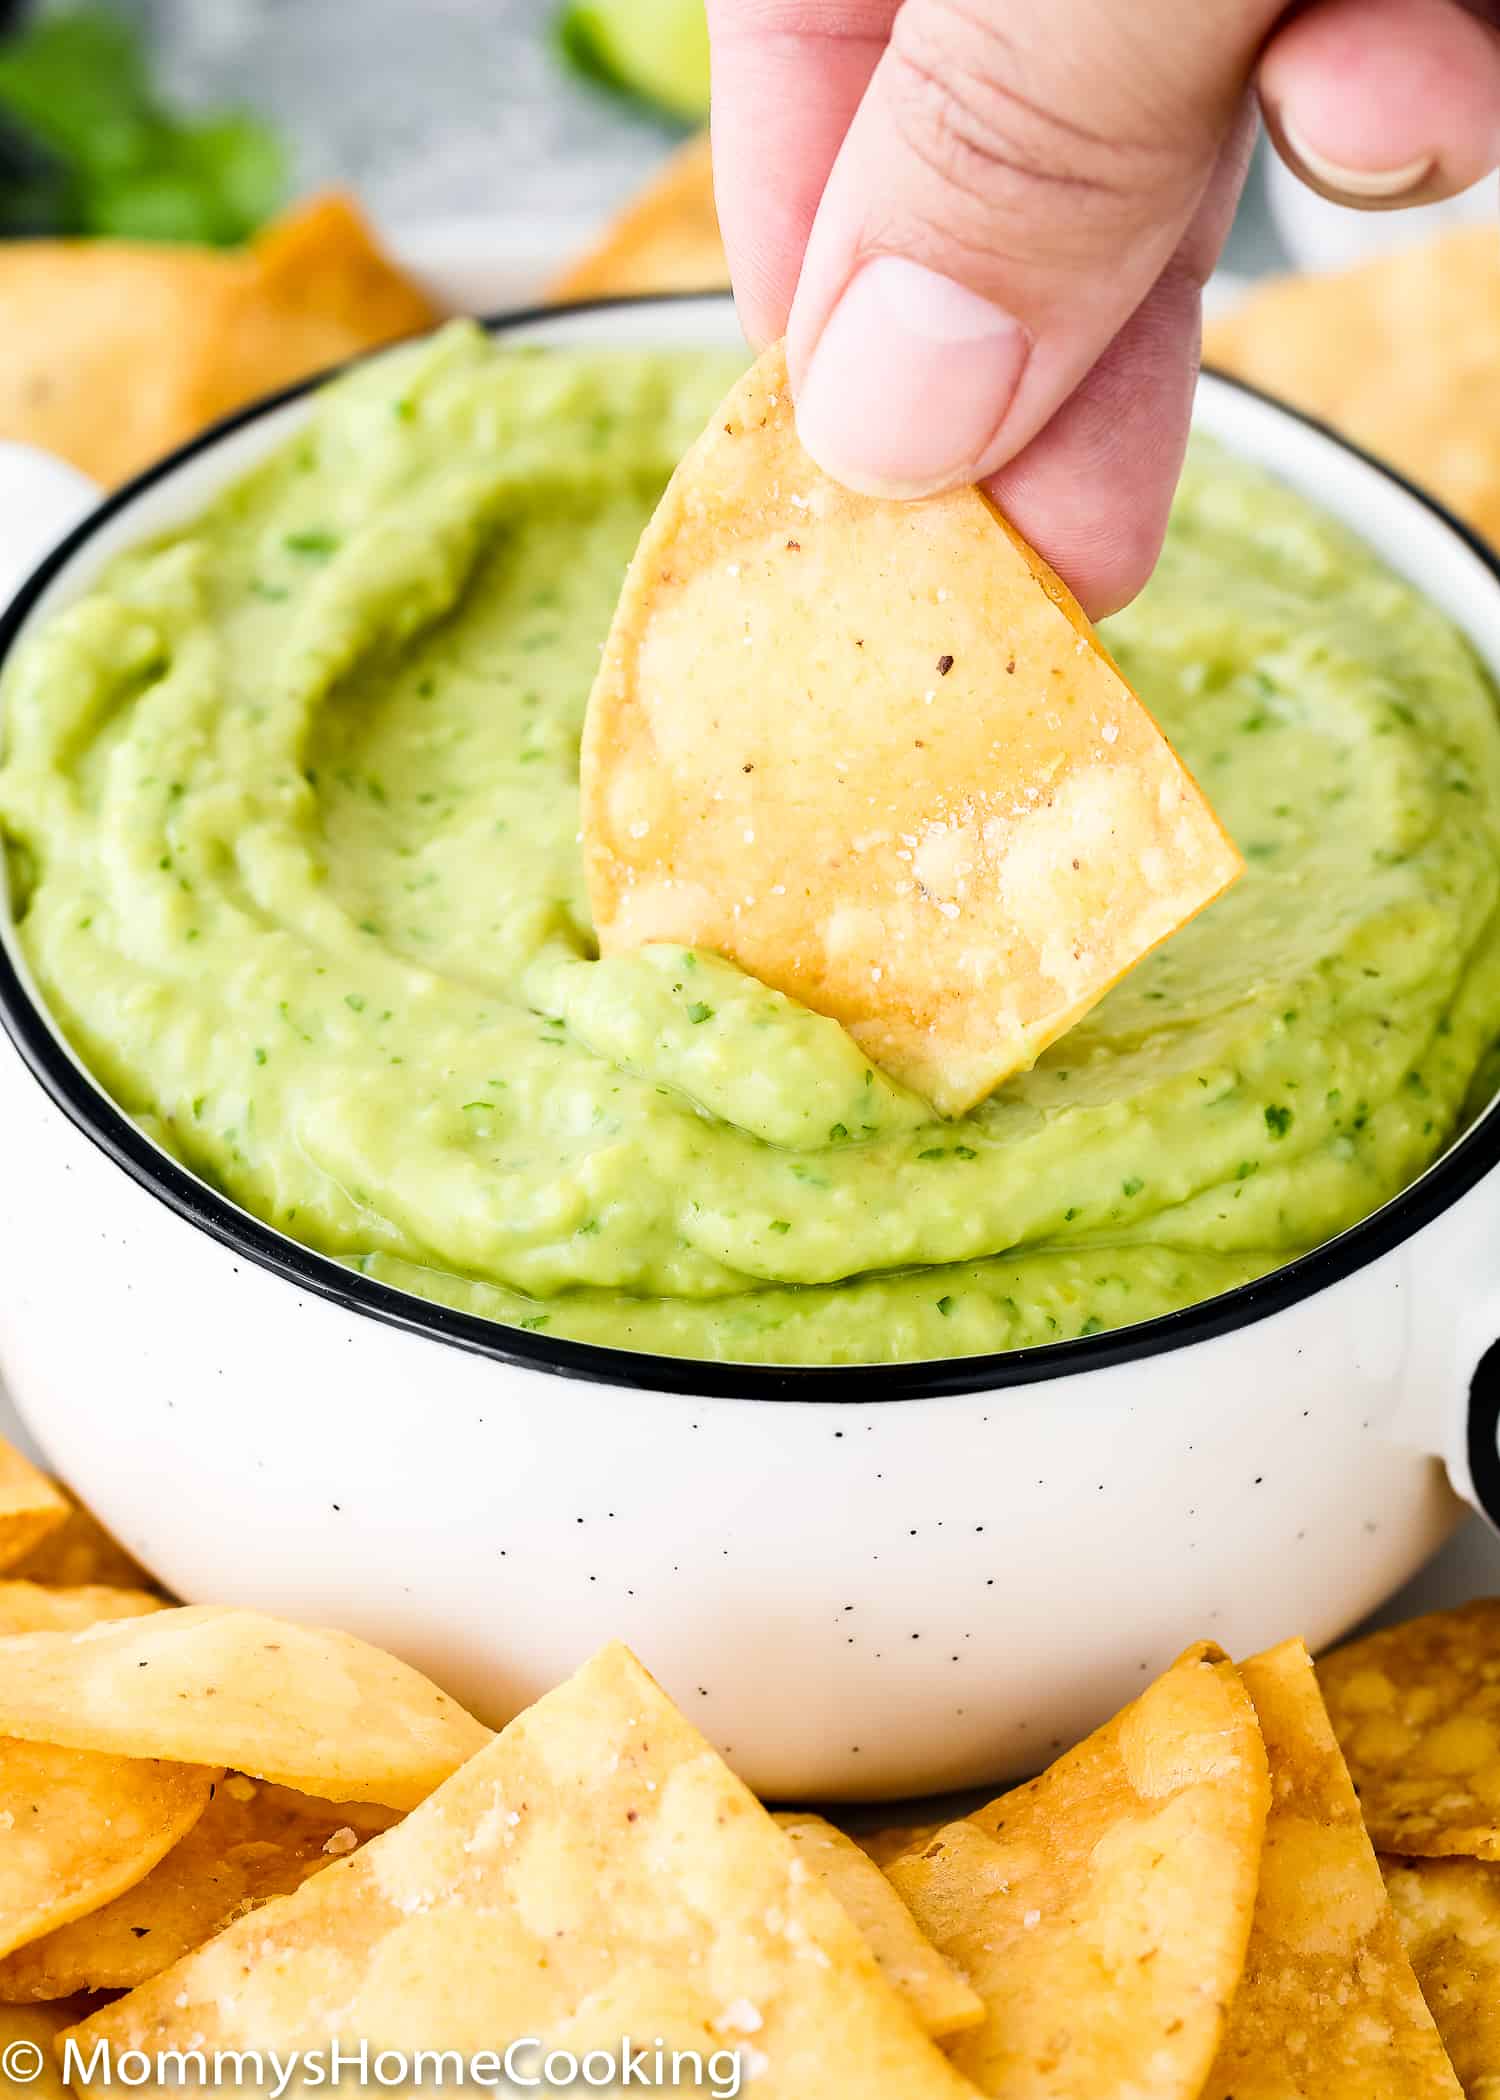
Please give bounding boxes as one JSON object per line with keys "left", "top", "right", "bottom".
{"left": 108, "top": 0, "right": 1287, "bottom": 268}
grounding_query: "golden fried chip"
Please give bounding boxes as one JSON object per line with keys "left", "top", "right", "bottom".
{"left": 883, "top": 1643, "right": 1267, "bottom": 2099}
{"left": 0, "top": 1738, "right": 216, "bottom": 1961}
{"left": 1386, "top": 1854, "right": 1500, "bottom": 2100}
{"left": 549, "top": 132, "right": 728, "bottom": 303}
{"left": 0, "top": 1441, "right": 66, "bottom": 1574}
{"left": 0, "top": 1606, "right": 489, "bottom": 1809}
{"left": 66, "top": 1644, "right": 975, "bottom": 2098}
{"left": 0, "top": 1581, "right": 165, "bottom": 1636}
{"left": 774, "top": 1813, "right": 983, "bottom": 2039}
{"left": 853, "top": 1819, "right": 946, "bottom": 1870}
{"left": 581, "top": 342, "right": 1242, "bottom": 1114}
{"left": 218, "top": 191, "right": 441, "bottom": 414}
{"left": 0, "top": 190, "right": 440, "bottom": 486}
{"left": 1202, "top": 1639, "right": 1460, "bottom": 2098}
{"left": 8, "top": 1491, "right": 156, "bottom": 1592}
{"left": 0, "top": 2001, "right": 91, "bottom": 2100}
{"left": 1319, "top": 1600, "right": 1500, "bottom": 1860}
{"left": 0, "top": 1776, "right": 397, "bottom": 2001}
{"left": 1205, "top": 228, "right": 1500, "bottom": 545}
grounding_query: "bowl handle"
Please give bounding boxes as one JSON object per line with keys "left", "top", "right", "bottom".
{"left": 1458, "top": 1336, "right": 1500, "bottom": 1533}
{"left": 0, "top": 442, "right": 100, "bottom": 610}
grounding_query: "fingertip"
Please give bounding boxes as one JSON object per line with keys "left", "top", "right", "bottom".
{"left": 706, "top": 10, "right": 889, "bottom": 351}
{"left": 1261, "top": 0, "right": 1500, "bottom": 206}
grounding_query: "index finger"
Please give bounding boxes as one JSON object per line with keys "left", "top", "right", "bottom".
{"left": 706, "top": 0, "right": 896, "bottom": 346}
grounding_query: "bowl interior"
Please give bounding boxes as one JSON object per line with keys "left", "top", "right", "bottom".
{"left": 5, "top": 290, "right": 1500, "bottom": 1395}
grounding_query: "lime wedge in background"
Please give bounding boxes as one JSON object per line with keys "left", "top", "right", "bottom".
{"left": 557, "top": 0, "right": 710, "bottom": 122}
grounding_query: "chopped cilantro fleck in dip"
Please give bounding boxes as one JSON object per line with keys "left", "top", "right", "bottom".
{"left": 6, "top": 324, "right": 1500, "bottom": 1364}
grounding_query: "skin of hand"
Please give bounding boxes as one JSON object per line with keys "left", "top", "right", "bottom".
{"left": 707, "top": 0, "right": 1500, "bottom": 615}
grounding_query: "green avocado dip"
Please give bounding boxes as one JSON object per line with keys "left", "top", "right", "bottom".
{"left": 5, "top": 320, "right": 1500, "bottom": 1366}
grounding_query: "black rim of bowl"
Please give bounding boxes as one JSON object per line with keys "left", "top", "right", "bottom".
{"left": 1, "top": 290, "right": 1498, "bottom": 1402}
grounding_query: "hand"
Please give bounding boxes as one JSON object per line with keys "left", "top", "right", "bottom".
{"left": 706, "top": 0, "right": 1500, "bottom": 614}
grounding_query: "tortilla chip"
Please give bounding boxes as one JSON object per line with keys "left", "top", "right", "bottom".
{"left": 0, "top": 1581, "right": 165, "bottom": 1636}
{"left": 0, "top": 1738, "right": 217, "bottom": 1961}
{"left": 0, "top": 2002, "right": 92, "bottom": 2100}
{"left": 883, "top": 1642, "right": 1268, "bottom": 2098}
{"left": 1202, "top": 1639, "right": 1461, "bottom": 2098}
{"left": 581, "top": 342, "right": 1242, "bottom": 1114}
{"left": 65, "top": 1644, "right": 975, "bottom": 2099}
{"left": 1385, "top": 1854, "right": 1500, "bottom": 2100}
{"left": 0, "top": 190, "right": 440, "bottom": 486}
{"left": 1205, "top": 228, "right": 1500, "bottom": 547}
{"left": 0, "top": 1441, "right": 66, "bottom": 1574}
{"left": 0, "top": 1605, "right": 489, "bottom": 1809}
{"left": 213, "top": 191, "right": 441, "bottom": 418}
{"left": 8, "top": 1490, "right": 156, "bottom": 1592}
{"left": 774, "top": 1813, "right": 984, "bottom": 2039}
{"left": 548, "top": 132, "right": 727, "bottom": 303}
{"left": 0, "top": 1775, "right": 397, "bottom": 2001}
{"left": 1318, "top": 1600, "right": 1500, "bottom": 1860}
{"left": 853, "top": 1819, "right": 946, "bottom": 1870}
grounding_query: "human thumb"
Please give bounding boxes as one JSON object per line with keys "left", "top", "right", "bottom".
{"left": 786, "top": 0, "right": 1279, "bottom": 501}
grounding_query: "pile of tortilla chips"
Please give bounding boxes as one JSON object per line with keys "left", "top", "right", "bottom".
{"left": 4, "top": 1425, "right": 1500, "bottom": 2098}
{"left": 0, "top": 190, "right": 440, "bottom": 486}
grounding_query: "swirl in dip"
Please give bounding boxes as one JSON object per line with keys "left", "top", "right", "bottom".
{"left": 4, "top": 324, "right": 1500, "bottom": 1365}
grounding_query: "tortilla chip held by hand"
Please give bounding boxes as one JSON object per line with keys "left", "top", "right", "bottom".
{"left": 581, "top": 343, "right": 1242, "bottom": 1114}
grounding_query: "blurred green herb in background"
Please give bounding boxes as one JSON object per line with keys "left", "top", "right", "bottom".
{"left": 0, "top": 5, "right": 286, "bottom": 243}
{"left": 556, "top": 0, "right": 710, "bottom": 123}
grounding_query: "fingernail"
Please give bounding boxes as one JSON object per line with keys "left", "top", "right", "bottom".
{"left": 794, "top": 256, "right": 1030, "bottom": 498}
{"left": 1277, "top": 114, "right": 1434, "bottom": 202}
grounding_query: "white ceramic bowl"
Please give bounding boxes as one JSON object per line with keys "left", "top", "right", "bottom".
{"left": 2, "top": 293, "right": 1500, "bottom": 1802}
